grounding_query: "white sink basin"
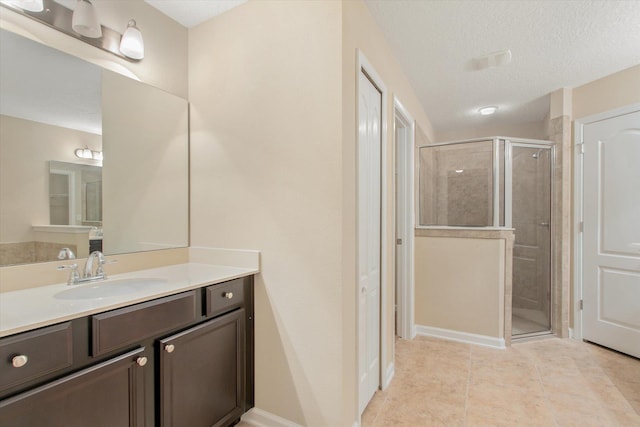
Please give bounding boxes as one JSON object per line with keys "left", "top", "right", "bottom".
{"left": 54, "top": 278, "right": 167, "bottom": 300}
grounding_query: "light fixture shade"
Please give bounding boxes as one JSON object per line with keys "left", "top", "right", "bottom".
{"left": 75, "top": 146, "right": 94, "bottom": 159}
{"left": 479, "top": 106, "right": 498, "bottom": 116}
{"left": 120, "top": 19, "right": 144, "bottom": 60}
{"left": 72, "top": 0, "right": 102, "bottom": 39}
{"left": 3, "top": 0, "right": 43, "bottom": 12}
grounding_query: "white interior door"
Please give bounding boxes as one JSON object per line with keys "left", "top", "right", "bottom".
{"left": 582, "top": 108, "right": 640, "bottom": 358}
{"left": 358, "top": 71, "right": 381, "bottom": 413}
{"left": 395, "top": 121, "right": 406, "bottom": 337}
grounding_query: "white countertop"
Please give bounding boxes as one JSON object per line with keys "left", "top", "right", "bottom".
{"left": 0, "top": 263, "right": 257, "bottom": 338}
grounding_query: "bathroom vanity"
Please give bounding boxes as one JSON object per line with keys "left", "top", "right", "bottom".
{"left": 0, "top": 264, "right": 255, "bottom": 427}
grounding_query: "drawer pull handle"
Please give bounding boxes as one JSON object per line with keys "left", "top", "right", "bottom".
{"left": 165, "top": 344, "right": 175, "bottom": 353}
{"left": 12, "top": 355, "right": 28, "bottom": 368}
{"left": 136, "top": 356, "right": 148, "bottom": 367}
{"left": 223, "top": 292, "right": 234, "bottom": 299}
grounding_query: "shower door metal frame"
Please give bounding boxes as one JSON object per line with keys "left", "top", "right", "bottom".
{"left": 505, "top": 139, "right": 555, "bottom": 337}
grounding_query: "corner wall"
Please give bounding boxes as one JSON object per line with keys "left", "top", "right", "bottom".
{"left": 342, "top": 1, "right": 434, "bottom": 424}
{"left": 189, "top": 2, "right": 344, "bottom": 425}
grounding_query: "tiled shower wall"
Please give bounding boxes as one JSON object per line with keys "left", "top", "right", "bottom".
{"left": 548, "top": 115, "right": 571, "bottom": 338}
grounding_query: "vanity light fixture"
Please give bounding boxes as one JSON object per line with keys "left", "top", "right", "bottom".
{"left": 1, "top": 0, "right": 42, "bottom": 12}
{"left": 119, "top": 19, "right": 144, "bottom": 60}
{"left": 478, "top": 106, "right": 498, "bottom": 116}
{"left": 0, "top": 0, "right": 144, "bottom": 62}
{"left": 74, "top": 146, "right": 102, "bottom": 161}
{"left": 72, "top": 0, "right": 101, "bottom": 39}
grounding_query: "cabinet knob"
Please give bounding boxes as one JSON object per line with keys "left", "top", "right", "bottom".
{"left": 223, "top": 292, "right": 234, "bottom": 299}
{"left": 165, "top": 344, "right": 175, "bottom": 353}
{"left": 11, "top": 355, "right": 28, "bottom": 368}
{"left": 136, "top": 356, "right": 148, "bottom": 367}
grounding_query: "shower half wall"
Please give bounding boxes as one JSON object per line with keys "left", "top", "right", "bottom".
{"left": 418, "top": 137, "right": 555, "bottom": 338}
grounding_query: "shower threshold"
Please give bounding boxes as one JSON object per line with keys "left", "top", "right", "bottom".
{"left": 512, "top": 330, "right": 553, "bottom": 342}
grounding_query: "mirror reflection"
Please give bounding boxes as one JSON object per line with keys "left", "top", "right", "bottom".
{"left": 49, "top": 161, "right": 103, "bottom": 227}
{"left": 0, "top": 29, "right": 189, "bottom": 266}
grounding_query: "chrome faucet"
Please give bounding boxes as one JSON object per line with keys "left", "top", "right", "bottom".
{"left": 57, "top": 247, "right": 76, "bottom": 260}
{"left": 58, "top": 251, "right": 115, "bottom": 285}
{"left": 84, "top": 250, "right": 106, "bottom": 280}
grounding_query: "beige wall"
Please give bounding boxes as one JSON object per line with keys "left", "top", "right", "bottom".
{"left": 189, "top": 1, "right": 343, "bottom": 425}
{"left": 101, "top": 71, "right": 189, "bottom": 255}
{"left": 0, "top": 0, "right": 188, "bottom": 97}
{"left": 0, "top": 115, "right": 101, "bottom": 243}
{"left": 189, "top": 0, "right": 434, "bottom": 425}
{"left": 436, "top": 119, "right": 548, "bottom": 142}
{"left": 414, "top": 235, "right": 505, "bottom": 338}
{"left": 573, "top": 64, "right": 640, "bottom": 120}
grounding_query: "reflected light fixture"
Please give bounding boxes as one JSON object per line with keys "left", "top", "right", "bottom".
{"left": 478, "top": 106, "right": 498, "bottom": 116}
{"left": 72, "top": 0, "right": 102, "bottom": 39}
{"left": 2, "top": 0, "right": 42, "bottom": 12}
{"left": 120, "top": 19, "right": 144, "bottom": 60}
{"left": 74, "top": 146, "right": 102, "bottom": 161}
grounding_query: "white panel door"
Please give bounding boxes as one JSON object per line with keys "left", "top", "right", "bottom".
{"left": 582, "top": 109, "right": 640, "bottom": 358}
{"left": 358, "top": 71, "right": 381, "bottom": 413}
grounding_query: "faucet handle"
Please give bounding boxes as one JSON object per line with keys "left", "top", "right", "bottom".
{"left": 57, "top": 264, "right": 80, "bottom": 286}
{"left": 96, "top": 259, "right": 117, "bottom": 278}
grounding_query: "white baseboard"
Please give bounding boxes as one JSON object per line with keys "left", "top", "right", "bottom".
{"left": 415, "top": 325, "right": 506, "bottom": 349}
{"left": 241, "top": 408, "right": 303, "bottom": 427}
{"left": 381, "top": 362, "right": 395, "bottom": 390}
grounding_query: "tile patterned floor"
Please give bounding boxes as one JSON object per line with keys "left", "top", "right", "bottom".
{"left": 362, "top": 336, "right": 640, "bottom": 427}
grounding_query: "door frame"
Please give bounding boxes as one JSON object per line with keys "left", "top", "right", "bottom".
{"left": 573, "top": 102, "right": 640, "bottom": 340}
{"left": 49, "top": 167, "right": 76, "bottom": 225}
{"left": 356, "top": 49, "right": 388, "bottom": 410}
{"left": 393, "top": 97, "right": 415, "bottom": 340}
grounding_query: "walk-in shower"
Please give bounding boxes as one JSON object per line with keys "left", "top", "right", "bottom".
{"left": 418, "top": 137, "right": 554, "bottom": 338}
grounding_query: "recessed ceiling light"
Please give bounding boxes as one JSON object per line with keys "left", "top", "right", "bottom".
{"left": 479, "top": 106, "right": 498, "bottom": 116}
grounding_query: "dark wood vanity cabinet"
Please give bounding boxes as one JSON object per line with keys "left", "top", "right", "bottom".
{"left": 0, "top": 276, "right": 254, "bottom": 427}
{"left": 159, "top": 310, "right": 245, "bottom": 427}
{"left": 0, "top": 347, "right": 146, "bottom": 427}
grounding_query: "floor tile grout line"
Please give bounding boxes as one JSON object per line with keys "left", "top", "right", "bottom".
{"left": 586, "top": 346, "right": 640, "bottom": 417}
{"left": 529, "top": 347, "right": 561, "bottom": 427}
{"left": 463, "top": 344, "right": 472, "bottom": 427}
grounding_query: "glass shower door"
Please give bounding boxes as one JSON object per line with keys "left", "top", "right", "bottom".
{"left": 509, "top": 143, "right": 552, "bottom": 336}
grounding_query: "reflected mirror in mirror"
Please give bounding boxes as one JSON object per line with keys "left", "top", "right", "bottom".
{"left": 0, "top": 29, "right": 189, "bottom": 267}
{"left": 49, "top": 161, "right": 103, "bottom": 226}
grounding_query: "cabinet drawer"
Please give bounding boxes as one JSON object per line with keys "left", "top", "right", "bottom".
{"left": 206, "top": 279, "right": 244, "bottom": 318}
{"left": 92, "top": 291, "right": 197, "bottom": 356}
{"left": 0, "top": 322, "right": 73, "bottom": 392}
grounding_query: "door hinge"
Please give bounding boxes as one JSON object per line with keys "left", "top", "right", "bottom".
{"left": 577, "top": 143, "right": 584, "bottom": 155}
{"left": 579, "top": 299, "right": 583, "bottom": 310}
{"left": 579, "top": 221, "right": 584, "bottom": 233}
{"left": 396, "top": 238, "right": 403, "bottom": 245}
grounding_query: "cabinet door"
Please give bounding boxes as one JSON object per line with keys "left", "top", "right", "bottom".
{"left": 0, "top": 347, "right": 146, "bottom": 427}
{"left": 160, "top": 310, "right": 245, "bottom": 427}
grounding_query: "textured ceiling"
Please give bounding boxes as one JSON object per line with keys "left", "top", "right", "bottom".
{"left": 144, "top": 0, "right": 247, "bottom": 28}
{"left": 364, "top": 0, "right": 640, "bottom": 133}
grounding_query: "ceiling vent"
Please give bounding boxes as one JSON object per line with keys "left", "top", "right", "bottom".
{"left": 472, "top": 49, "right": 512, "bottom": 70}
